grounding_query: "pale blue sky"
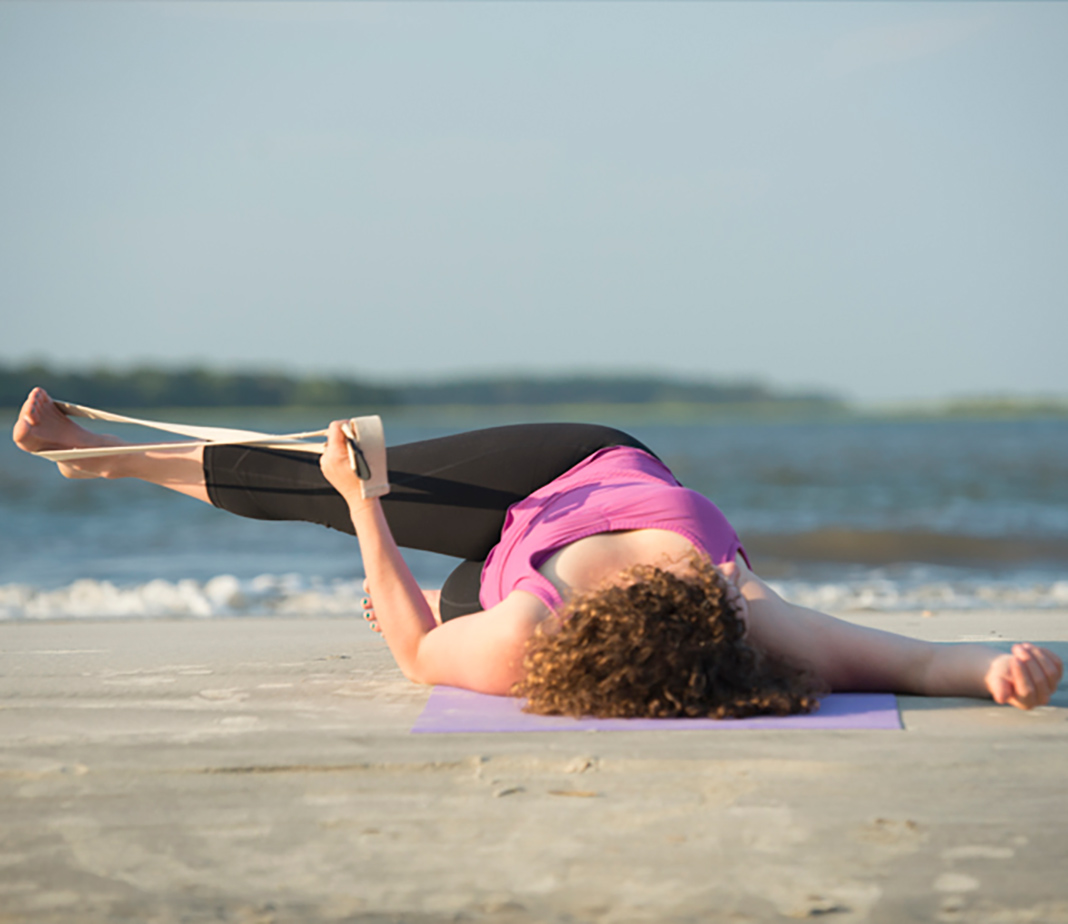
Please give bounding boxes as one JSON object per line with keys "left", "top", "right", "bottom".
{"left": 2, "top": 1, "right": 1066, "bottom": 402}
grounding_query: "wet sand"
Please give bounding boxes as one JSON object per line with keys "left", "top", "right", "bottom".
{"left": 1, "top": 610, "right": 1066, "bottom": 923}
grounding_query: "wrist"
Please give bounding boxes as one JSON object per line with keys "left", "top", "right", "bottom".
{"left": 347, "top": 496, "right": 379, "bottom": 522}
{"left": 928, "top": 644, "right": 999, "bottom": 699}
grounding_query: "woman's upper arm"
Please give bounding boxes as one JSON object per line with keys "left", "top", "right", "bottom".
{"left": 408, "top": 592, "right": 551, "bottom": 695}
{"left": 738, "top": 563, "right": 934, "bottom": 692}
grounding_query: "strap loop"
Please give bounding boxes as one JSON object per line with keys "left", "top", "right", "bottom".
{"left": 33, "top": 400, "right": 391, "bottom": 496}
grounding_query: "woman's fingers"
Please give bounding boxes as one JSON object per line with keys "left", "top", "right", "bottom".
{"left": 1015, "top": 645, "right": 1044, "bottom": 698}
{"left": 1019, "top": 644, "right": 1062, "bottom": 704}
{"left": 1005, "top": 644, "right": 1063, "bottom": 709}
{"left": 987, "top": 669, "right": 1013, "bottom": 705}
{"left": 983, "top": 646, "right": 1062, "bottom": 710}
{"left": 1016, "top": 645, "right": 1042, "bottom": 703}
{"left": 323, "top": 420, "right": 346, "bottom": 458}
{"left": 1035, "top": 647, "right": 1065, "bottom": 698}
{"left": 1024, "top": 643, "right": 1064, "bottom": 679}
{"left": 319, "top": 420, "right": 363, "bottom": 499}
{"left": 1008, "top": 654, "right": 1036, "bottom": 708}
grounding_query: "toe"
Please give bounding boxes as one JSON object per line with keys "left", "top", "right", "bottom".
{"left": 20, "top": 390, "right": 40, "bottom": 424}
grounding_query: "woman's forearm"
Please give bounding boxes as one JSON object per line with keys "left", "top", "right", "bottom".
{"left": 347, "top": 499, "right": 437, "bottom": 680}
{"left": 922, "top": 641, "right": 1062, "bottom": 708}
{"left": 745, "top": 586, "right": 999, "bottom": 699}
{"left": 917, "top": 643, "right": 1000, "bottom": 699}
{"left": 316, "top": 418, "right": 444, "bottom": 682}
{"left": 747, "top": 588, "right": 1060, "bottom": 707}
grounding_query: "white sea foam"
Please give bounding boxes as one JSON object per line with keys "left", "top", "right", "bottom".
{"left": 3, "top": 571, "right": 1068, "bottom": 620}
{"left": 772, "top": 575, "right": 1068, "bottom": 613}
{"left": 0, "top": 573, "right": 368, "bottom": 620}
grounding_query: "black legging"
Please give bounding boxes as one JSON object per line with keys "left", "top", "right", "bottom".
{"left": 204, "top": 423, "right": 654, "bottom": 620}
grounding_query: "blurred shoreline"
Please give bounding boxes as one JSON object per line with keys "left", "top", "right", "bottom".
{"left": 4, "top": 363, "right": 1067, "bottom": 422}
{"left": 6, "top": 399, "right": 1068, "bottom": 426}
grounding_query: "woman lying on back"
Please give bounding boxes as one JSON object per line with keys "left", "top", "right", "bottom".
{"left": 13, "top": 387, "right": 1063, "bottom": 717}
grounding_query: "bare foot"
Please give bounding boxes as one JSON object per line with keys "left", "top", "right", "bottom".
{"left": 360, "top": 578, "right": 443, "bottom": 634}
{"left": 12, "top": 387, "right": 124, "bottom": 479}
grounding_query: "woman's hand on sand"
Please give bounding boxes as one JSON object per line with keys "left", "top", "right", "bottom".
{"left": 984, "top": 643, "right": 1063, "bottom": 710}
{"left": 320, "top": 420, "right": 367, "bottom": 506}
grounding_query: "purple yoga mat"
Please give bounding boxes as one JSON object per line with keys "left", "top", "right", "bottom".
{"left": 411, "top": 686, "right": 902, "bottom": 733}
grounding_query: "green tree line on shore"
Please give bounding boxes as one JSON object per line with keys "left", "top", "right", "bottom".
{"left": 2, "top": 364, "right": 393, "bottom": 410}
{"left": 1, "top": 363, "right": 839, "bottom": 410}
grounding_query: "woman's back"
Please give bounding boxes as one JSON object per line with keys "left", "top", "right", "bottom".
{"left": 479, "top": 445, "right": 747, "bottom": 611}
{"left": 537, "top": 527, "right": 710, "bottom": 602}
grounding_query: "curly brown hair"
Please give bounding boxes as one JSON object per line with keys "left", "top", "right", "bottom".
{"left": 514, "top": 556, "right": 822, "bottom": 719}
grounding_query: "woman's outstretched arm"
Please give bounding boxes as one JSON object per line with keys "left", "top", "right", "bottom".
{"left": 734, "top": 557, "right": 1063, "bottom": 709}
{"left": 320, "top": 420, "right": 548, "bottom": 694}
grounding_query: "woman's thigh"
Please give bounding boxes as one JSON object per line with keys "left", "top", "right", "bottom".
{"left": 383, "top": 423, "right": 654, "bottom": 559}
{"left": 204, "top": 422, "right": 654, "bottom": 560}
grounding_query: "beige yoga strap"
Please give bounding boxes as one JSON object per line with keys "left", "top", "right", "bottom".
{"left": 34, "top": 401, "right": 391, "bottom": 499}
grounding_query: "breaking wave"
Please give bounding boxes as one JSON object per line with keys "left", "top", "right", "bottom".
{"left": 4, "top": 569, "right": 1068, "bottom": 620}
{"left": 0, "top": 573, "right": 369, "bottom": 620}
{"left": 771, "top": 573, "right": 1068, "bottom": 613}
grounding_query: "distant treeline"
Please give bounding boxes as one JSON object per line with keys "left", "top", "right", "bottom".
{"left": 1, "top": 364, "right": 394, "bottom": 409}
{"left": 397, "top": 377, "right": 826, "bottom": 407}
{"left": 1, "top": 363, "right": 839, "bottom": 410}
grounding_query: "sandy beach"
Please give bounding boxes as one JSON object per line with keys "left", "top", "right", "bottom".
{"left": 1, "top": 610, "right": 1066, "bottom": 924}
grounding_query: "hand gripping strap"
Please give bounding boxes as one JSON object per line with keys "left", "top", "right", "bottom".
{"left": 341, "top": 416, "right": 390, "bottom": 499}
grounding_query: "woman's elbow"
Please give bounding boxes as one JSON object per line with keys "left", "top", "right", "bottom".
{"left": 406, "top": 668, "right": 437, "bottom": 686}
{"left": 382, "top": 643, "right": 429, "bottom": 685}
{"left": 398, "top": 656, "right": 433, "bottom": 686}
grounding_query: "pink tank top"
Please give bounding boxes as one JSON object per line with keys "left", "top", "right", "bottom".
{"left": 479, "top": 446, "right": 748, "bottom": 612}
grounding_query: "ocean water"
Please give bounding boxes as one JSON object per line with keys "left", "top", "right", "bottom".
{"left": 3, "top": 407, "right": 1068, "bottom": 620}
